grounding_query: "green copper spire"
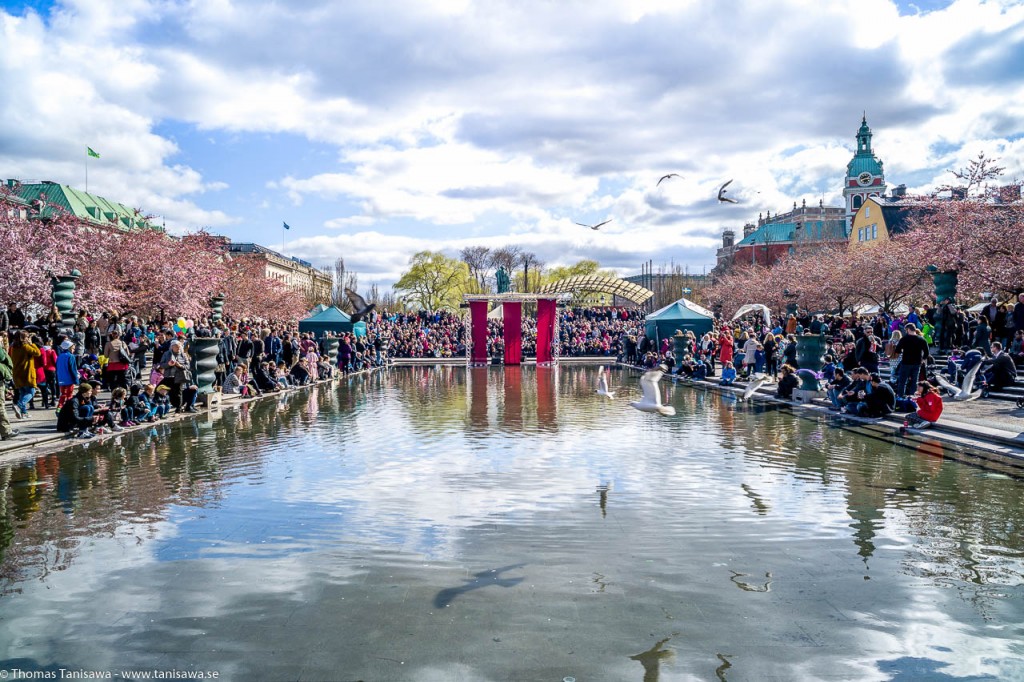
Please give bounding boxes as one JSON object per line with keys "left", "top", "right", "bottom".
{"left": 847, "top": 114, "right": 884, "bottom": 177}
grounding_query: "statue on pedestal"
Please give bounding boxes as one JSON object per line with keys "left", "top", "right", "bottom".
{"left": 496, "top": 266, "right": 511, "bottom": 294}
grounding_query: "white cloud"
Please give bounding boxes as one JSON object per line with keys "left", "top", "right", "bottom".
{"left": 2, "top": 0, "right": 1023, "bottom": 283}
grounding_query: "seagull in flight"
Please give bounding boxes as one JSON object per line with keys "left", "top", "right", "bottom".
{"left": 740, "top": 373, "right": 769, "bottom": 401}
{"left": 933, "top": 363, "right": 982, "bottom": 401}
{"left": 575, "top": 219, "right": 612, "bottom": 231}
{"left": 345, "top": 288, "right": 376, "bottom": 323}
{"left": 596, "top": 366, "right": 615, "bottom": 399}
{"left": 629, "top": 364, "right": 676, "bottom": 416}
{"left": 717, "top": 179, "right": 739, "bottom": 204}
{"left": 657, "top": 173, "right": 682, "bottom": 186}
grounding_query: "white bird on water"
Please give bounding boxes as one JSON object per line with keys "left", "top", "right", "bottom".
{"left": 741, "top": 373, "right": 769, "bottom": 401}
{"left": 596, "top": 366, "right": 615, "bottom": 399}
{"left": 933, "top": 362, "right": 982, "bottom": 401}
{"left": 630, "top": 365, "right": 676, "bottom": 416}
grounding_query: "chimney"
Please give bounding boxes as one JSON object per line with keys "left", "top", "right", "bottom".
{"left": 743, "top": 222, "right": 756, "bottom": 238}
{"left": 722, "top": 229, "right": 735, "bottom": 248}
{"left": 891, "top": 184, "right": 907, "bottom": 198}
{"left": 998, "top": 184, "right": 1021, "bottom": 203}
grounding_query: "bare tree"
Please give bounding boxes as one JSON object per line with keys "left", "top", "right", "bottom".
{"left": 330, "top": 257, "right": 360, "bottom": 311}
{"left": 942, "top": 152, "right": 1005, "bottom": 199}
{"left": 331, "top": 257, "right": 347, "bottom": 308}
{"left": 519, "top": 251, "right": 543, "bottom": 292}
{"left": 489, "top": 246, "right": 521, "bottom": 290}
{"left": 460, "top": 246, "right": 492, "bottom": 293}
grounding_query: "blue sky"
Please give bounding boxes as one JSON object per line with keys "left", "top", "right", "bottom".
{"left": 2, "top": 0, "right": 1023, "bottom": 288}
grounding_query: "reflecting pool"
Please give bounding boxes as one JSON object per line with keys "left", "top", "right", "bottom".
{"left": 1, "top": 366, "right": 1023, "bottom": 681}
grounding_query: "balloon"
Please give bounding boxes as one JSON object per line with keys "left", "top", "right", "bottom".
{"left": 186, "top": 319, "right": 194, "bottom": 329}
{"left": 177, "top": 317, "right": 186, "bottom": 329}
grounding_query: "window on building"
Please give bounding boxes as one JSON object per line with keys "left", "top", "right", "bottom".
{"left": 853, "top": 195, "right": 863, "bottom": 209}
{"left": 858, "top": 228, "right": 863, "bottom": 241}
{"left": 865, "top": 205, "right": 870, "bottom": 218}
{"left": 872, "top": 224, "right": 877, "bottom": 239}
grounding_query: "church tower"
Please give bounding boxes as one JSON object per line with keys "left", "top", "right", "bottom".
{"left": 843, "top": 115, "right": 886, "bottom": 235}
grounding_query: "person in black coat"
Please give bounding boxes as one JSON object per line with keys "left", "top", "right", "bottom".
{"left": 852, "top": 373, "right": 896, "bottom": 418}
{"left": 984, "top": 343, "right": 1018, "bottom": 390}
{"left": 776, "top": 364, "right": 800, "bottom": 400}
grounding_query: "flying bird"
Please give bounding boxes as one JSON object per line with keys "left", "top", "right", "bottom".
{"left": 717, "top": 179, "right": 739, "bottom": 204}
{"left": 932, "top": 363, "right": 982, "bottom": 401}
{"left": 345, "top": 288, "right": 377, "bottom": 323}
{"left": 596, "top": 366, "right": 615, "bottom": 399}
{"left": 741, "top": 373, "right": 769, "bottom": 401}
{"left": 575, "top": 219, "right": 612, "bottom": 231}
{"left": 629, "top": 364, "right": 676, "bottom": 416}
{"left": 657, "top": 173, "right": 682, "bottom": 186}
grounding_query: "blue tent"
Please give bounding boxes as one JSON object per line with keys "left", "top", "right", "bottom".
{"left": 644, "top": 298, "right": 715, "bottom": 343}
{"left": 298, "top": 306, "right": 353, "bottom": 336}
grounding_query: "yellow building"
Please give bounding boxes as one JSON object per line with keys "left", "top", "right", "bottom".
{"left": 849, "top": 196, "right": 919, "bottom": 249}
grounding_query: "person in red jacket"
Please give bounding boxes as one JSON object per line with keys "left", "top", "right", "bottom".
{"left": 37, "top": 339, "right": 58, "bottom": 409}
{"left": 718, "top": 327, "right": 734, "bottom": 366}
{"left": 904, "top": 381, "right": 943, "bottom": 430}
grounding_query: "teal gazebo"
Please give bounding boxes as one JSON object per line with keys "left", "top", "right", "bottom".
{"left": 298, "top": 306, "right": 354, "bottom": 337}
{"left": 644, "top": 298, "right": 715, "bottom": 345}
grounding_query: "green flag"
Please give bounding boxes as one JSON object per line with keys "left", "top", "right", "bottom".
{"left": 87, "top": 147, "right": 100, "bottom": 159}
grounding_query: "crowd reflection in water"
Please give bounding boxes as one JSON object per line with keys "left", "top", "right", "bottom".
{"left": 0, "top": 386, "right": 331, "bottom": 591}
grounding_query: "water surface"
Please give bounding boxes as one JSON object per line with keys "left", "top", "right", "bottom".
{"left": 1, "top": 366, "right": 1022, "bottom": 681}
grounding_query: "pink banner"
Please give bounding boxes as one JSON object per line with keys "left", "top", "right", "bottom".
{"left": 470, "top": 301, "right": 489, "bottom": 364}
{"left": 502, "top": 301, "right": 522, "bottom": 365}
{"left": 536, "top": 298, "right": 557, "bottom": 365}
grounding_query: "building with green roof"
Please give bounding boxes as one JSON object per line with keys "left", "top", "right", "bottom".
{"left": 5, "top": 179, "right": 159, "bottom": 231}
{"left": 842, "top": 115, "right": 887, "bottom": 233}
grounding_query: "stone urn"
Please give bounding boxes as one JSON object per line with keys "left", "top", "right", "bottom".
{"left": 672, "top": 330, "right": 688, "bottom": 360}
{"left": 794, "top": 333, "right": 826, "bottom": 390}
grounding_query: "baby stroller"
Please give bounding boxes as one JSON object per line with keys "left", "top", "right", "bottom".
{"left": 124, "top": 362, "right": 139, "bottom": 387}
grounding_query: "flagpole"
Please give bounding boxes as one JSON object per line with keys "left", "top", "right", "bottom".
{"left": 85, "top": 156, "right": 88, "bottom": 193}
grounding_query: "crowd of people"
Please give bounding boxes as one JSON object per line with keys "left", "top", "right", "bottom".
{"left": 633, "top": 293, "right": 1024, "bottom": 430}
{"left": 0, "top": 304, "right": 388, "bottom": 441}
{"left": 377, "top": 306, "right": 646, "bottom": 360}
{"left": 2, "top": 293, "right": 1022, "bottom": 443}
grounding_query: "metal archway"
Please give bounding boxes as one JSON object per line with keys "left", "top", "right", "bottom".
{"left": 537, "top": 275, "right": 654, "bottom": 304}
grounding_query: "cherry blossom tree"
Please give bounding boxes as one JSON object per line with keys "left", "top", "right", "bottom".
{"left": 901, "top": 198, "right": 1024, "bottom": 298}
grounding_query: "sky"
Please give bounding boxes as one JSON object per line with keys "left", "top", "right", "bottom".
{"left": 2, "top": 0, "right": 1023, "bottom": 289}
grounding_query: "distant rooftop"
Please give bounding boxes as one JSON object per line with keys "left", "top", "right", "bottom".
{"left": 6, "top": 179, "right": 158, "bottom": 231}
{"left": 227, "top": 242, "right": 315, "bottom": 269}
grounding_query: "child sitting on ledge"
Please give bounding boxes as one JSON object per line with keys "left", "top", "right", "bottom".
{"left": 720, "top": 361, "right": 737, "bottom": 386}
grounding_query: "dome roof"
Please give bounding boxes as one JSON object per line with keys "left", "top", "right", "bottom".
{"left": 847, "top": 154, "right": 884, "bottom": 177}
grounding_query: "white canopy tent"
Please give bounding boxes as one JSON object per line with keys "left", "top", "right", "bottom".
{"left": 731, "top": 303, "right": 772, "bottom": 327}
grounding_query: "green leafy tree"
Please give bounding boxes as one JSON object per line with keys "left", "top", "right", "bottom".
{"left": 393, "top": 251, "right": 472, "bottom": 310}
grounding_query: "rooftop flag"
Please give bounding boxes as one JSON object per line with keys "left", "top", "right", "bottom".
{"left": 283, "top": 221, "right": 291, "bottom": 230}
{"left": 87, "top": 147, "right": 100, "bottom": 158}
